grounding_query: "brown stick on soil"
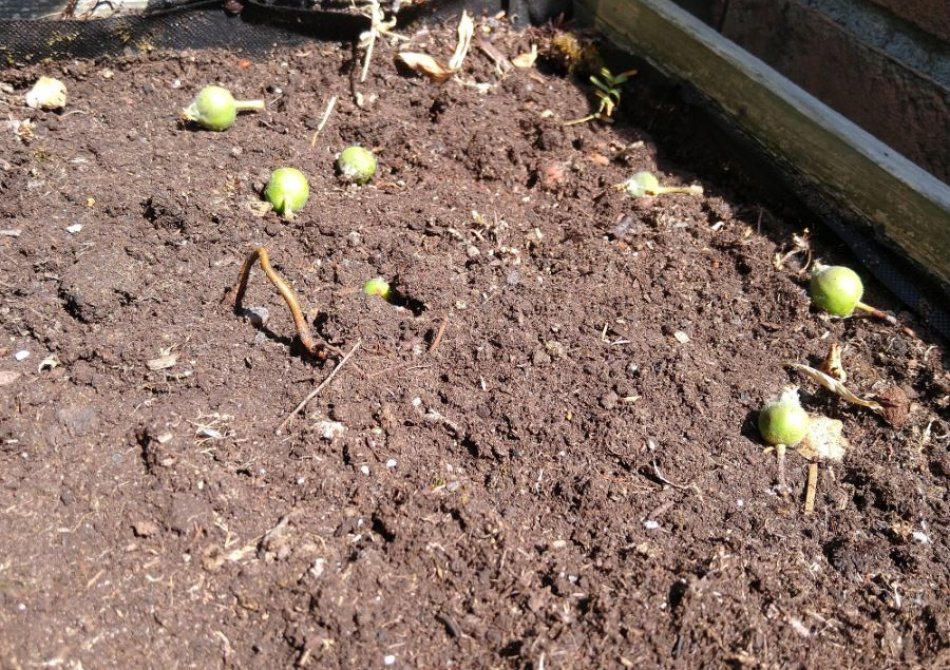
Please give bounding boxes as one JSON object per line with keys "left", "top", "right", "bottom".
{"left": 429, "top": 314, "right": 449, "bottom": 354}
{"left": 804, "top": 462, "right": 819, "bottom": 514}
{"left": 227, "top": 247, "right": 327, "bottom": 360}
{"left": 854, "top": 301, "right": 917, "bottom": 338}
{"left": 276, "top": 339, "right": 361, "bottom": 435}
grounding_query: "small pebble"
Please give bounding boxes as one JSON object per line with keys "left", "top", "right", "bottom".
{"left": 385, "top": 459, "right": 397, "bottom": 469}
{"left": 14, "top": 350, "right": 30, "bottom": 362}
{"left": 66, "top": 223, "right": 83, "bottom": 234}
{"left": 383, "top": 655, "right": 396, "bottom": 666}
{"left": 360, "top": 465, "right": 370, "bottom": 476}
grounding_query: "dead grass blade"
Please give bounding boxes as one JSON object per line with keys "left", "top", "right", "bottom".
{"left": 787, "top": 362, "right": 884, "bottom": 413}
{"left": 447, "top": 12, "right": 474, "bottom": 72}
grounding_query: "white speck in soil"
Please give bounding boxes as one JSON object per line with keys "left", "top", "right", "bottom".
{"left": 318, "top": 420, "right": 345, "bottom": 441}
{"left": 14, "top": 350, "right": 30, "bottom": 361}
{"left": 383, "top": 655, "right": 396, "bottom": 666}
{"left": 385, "top": 459, "right": 397, "bottom": 469}
{"left": 360, "top": 465, "right": 370, "bottom": 476}
{"left": 310, "top": 558, "right": 326, "bottom": 579}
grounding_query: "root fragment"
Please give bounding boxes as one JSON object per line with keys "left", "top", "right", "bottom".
{"left": 226, "top": 247, "right": 329, "bottom": 360}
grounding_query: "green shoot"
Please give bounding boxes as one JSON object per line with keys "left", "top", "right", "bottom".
{"left": 565, "top": 67, "right": 637, "bottom": 125}
{"left": 616, "top": 171, "right": 704, "bottom": 198}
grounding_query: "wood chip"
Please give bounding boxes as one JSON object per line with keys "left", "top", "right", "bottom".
{"left": 146, "top": 352, "right": 178, "bottom": 371}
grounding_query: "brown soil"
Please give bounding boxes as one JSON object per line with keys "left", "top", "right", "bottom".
{"left": 1, "top": 18, "right": 949, "bottom": 670}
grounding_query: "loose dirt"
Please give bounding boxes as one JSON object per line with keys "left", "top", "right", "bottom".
{"left": 1, "top": 17, "right": 948, "bottom": 670}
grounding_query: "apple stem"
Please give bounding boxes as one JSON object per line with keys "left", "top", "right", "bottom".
{"left": 234, "top": 99, "right": 265, "bottom": 112}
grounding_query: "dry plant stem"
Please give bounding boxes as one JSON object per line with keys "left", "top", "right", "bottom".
{"left": 234, "top": 99, "right": 266, "bottom": 112}
{"left": 564, "top": 113, "right": 600, "bottom": 126}
{"left": 276, "top": 339, "right": 361, "bottom": 435}
{"left": 787, "top": 362, "right": 884, "bottom": 413}
{"left": 228, "top": 247, "right": 323, "bottom": 358}
{"left": 776, "top": 444, "right": 790, "bottom": 495}
{"left": 655, "top": 185, "right": 704, "bottom": 196}
{"left": 310, "top": 95, "right": 338, "bottom": 148}
{"left": 854, "top": 301, "right": 916, "bottom": 337}
{"left": 429, "top": 315, "right": 449, "bottom": 354}
{"left": 360, "top": 30, "right": 376, "bottom": 83}
{"left": 804, "top": 462, "right": 819, "bottom": 514}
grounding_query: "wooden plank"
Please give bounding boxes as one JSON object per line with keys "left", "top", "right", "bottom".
{"left": 576, "top": 0, "right": 950, "bottom": 291}
{"left": 716, "top": 0, "right": 949, "bottom": 182}
{"left": 865, "top": 0, "right": 950, "bottom": 43}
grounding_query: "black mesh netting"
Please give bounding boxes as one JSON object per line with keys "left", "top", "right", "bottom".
{"left": 0, "top": 0, "right": 571, "bottom": 61}
{"left": 1, "top": 1, "right": 399, "bottom": 62}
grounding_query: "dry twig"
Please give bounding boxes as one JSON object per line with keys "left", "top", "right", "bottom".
{"left": 804, "top": 462, "right": 819, "bottom": 514}
{"left": 310, "top": 95, "right": 338, "bottom": 148}
{"left": 429, "top": 314, "right": 449, "bottom": 354}
{"left": 276, "top": 340, "right": 362, "bottom": 435}
{"left": 853, "top": 301, "right": 917, "bottom": 338}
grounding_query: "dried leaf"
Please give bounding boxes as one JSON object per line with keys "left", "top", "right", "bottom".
{"left": 819, "top": 342, "right": 846, "bottom": 382}
{"left": 396, "top": 11, "right": 474, "bottom": 83}
{"left": 874, "top": 385, "right": 911, "bottom": 427}
{"left": 395, "top": 52, "right": 455, "bottom": 83}
{"left": 512, "top": 44, "right": 538, "bottom": 69}
{"left": 797, "top": 415, "right": 848, "bottom": 462}
{"left": 147, "top": 352, "right": 179, "bottom": 371}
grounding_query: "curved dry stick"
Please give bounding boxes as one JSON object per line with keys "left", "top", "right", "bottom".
{"left": 227, "top": 247, "right": 327, "bottom": 359}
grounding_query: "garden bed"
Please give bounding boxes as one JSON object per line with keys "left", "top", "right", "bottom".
{"left": 1, "top": 16, "right": 948, "bottom": 668}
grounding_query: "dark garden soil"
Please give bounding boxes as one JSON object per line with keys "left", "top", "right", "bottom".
{"left": 1, "top": 15, "right": 949, "bottom": 670}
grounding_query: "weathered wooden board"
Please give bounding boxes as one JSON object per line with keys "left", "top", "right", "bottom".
{"left": 576, "top": 0, "right": 950, "bottom": 292}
